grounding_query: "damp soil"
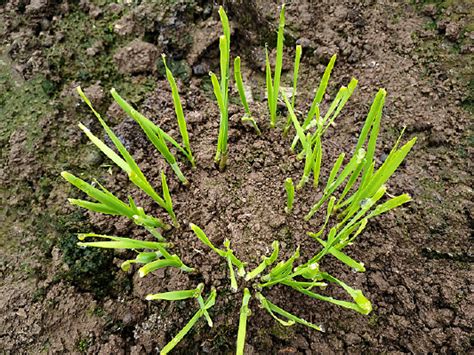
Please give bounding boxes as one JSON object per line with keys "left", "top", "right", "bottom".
{"left": 1, "top": 1, "right": 473, "bottom": 354}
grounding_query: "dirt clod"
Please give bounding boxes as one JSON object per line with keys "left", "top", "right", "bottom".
{"left": 114, "top": 40, "right": 159, "bottom": 75}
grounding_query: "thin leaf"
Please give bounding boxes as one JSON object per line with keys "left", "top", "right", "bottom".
{"left": 257, "top": 293, "right": 323, "bottom": 331}
{"left": 326, "top": 153, "right": 345, "bottom": 191}
{"left": 78, "top": 123, "right": 130, "bottom": 174}
{"left": 189, "top": 223, "right": 225, "bottom": 257}
{"left": 236, "top": 289, "right": 252, "bottom": 355}
{"left": 245, "top": 241, "right": 280, "bottom": 281}
{"left": 162, "top": 54, "right": 194, "bottom": 166}
{"left": 234, "top": 56, "right": 251, "bottom": 115}
{"left": 77, "top": 233, "right": 168, "bottom": 250}
{"left": 313, "top": 135, "right": 322, "bottom": 187}
{"left": 161, "top": 172, "right": 177, "bottom": 226}
{"left": 315, "top": 238, "right": 365, "bottom": 272}
{"left": 271, "top": 4, "right": 285, "bottom": 127}
{"left": 67, "top": 199, "right": 119, "bottom": 215}
{"left": 146, "top": 284, "right": 202, "bottom": 301}
{"left": 284, "top": 178, "right": 294, "bottom": 213}
{"left": 138, "top": 256, "right": 193, "bottom": 277}
{"left": 307, "top": 196, "right": 336, "bottom": 239}
{"left": 61, "top": 171, "right": 132, "bottom": 218}
{"left": 282, "top": 91, "right": 307, "bottom": 149}
{"left": 160, "top": 288, "right": 216, "bottom": 355}
{"left": 265, "top": 46, "right": 274, "bottom": 122}
{"left": 77, "top": 87, "right": 146, "bottom": 182}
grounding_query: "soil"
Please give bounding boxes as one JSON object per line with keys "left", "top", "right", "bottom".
{"left": 1, "top": 0, "right": 473, "bottom": 354}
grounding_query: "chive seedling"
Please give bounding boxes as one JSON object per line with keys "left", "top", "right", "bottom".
{"left": 77, "top": 233, "right": 193, "bottom": 274}
{"left": 245, "top": 241, "right": 279, "bottom": 281}
{"left": 313, "top": 134, "right": 322, "bottom": 187}
{"left": 236, "top": 288, "right": 251, "bottom": 355}
{"left": 211, "top": 6, "right": 231, "bottom": 171}
{"left": 234, "top": 56, "right": 261, "bottom": 135}
{"left": 256, "top": 293, "right": 323, "bottom": 331}
{"left": 162, "top": 54, "right": 195, "bottom": 168}
{"left": 61, "top": 171, "right": 169, "bottom": 237}
{"left": 284, "top": 178, "right": 294, "bottom": 213}
{"left": 284, "top": 44, "right": 302, "bottom": 135}
{"left": 157, "top": 287, "right": 217, "bottom": 355}
{"left": 146, "top": 283, "right": 204, "bottom": 301}
{"left": 110, "top": 89, "right": 189, "bottom": 185}
{"left": 282, "top": 90, "right": 318, "bottom": 190}
{"left": 266, "top": 4, "right": 285, "bottom": 128}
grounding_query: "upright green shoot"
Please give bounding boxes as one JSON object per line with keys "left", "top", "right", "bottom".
{"left": 284, "top": 44, "right": 302, "bottom": 134}
{"left": 304, "top": 147, "right": 366, "bottom": 221}
{"left": 330, "top": 89, "right": 386, "bottom": 209}
{"left": 236, "top": 289, "right": 251, "bottom": 355}
{"left": 212, "top": 6, "right": 231, "bottom": 171}
{"left": 284, "top": 178, "right": 295, "bottom": 213}
{"left": 245, "top": 241, "right": 279, "bottom": 281}
{"left": 234, "top": 56, "right": 261, "bottom": 135}
{"left": 313, "top": 135, "right": 322, "bottom": 187}
{"left": 290, "top": 54, "right": 336, "bottom": 150}
{"left": 307, "top": 54, "right": 337, "bottom": 124}
{"left": 162, "top": 54, "right": 195, "bottom": 168}
{"left": 266, "top": 4, "right": 285, "bottom": 127}
{"left": 296, "top": 133, "right": 316, "bottom": 190}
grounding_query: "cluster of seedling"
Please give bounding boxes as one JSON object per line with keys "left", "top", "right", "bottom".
{"left": 61, "top": 5, "right": 416, "bottom": 354}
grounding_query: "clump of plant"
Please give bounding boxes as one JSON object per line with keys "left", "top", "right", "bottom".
{"left": 61, "top": 4, "right": 416, "bottom": 354}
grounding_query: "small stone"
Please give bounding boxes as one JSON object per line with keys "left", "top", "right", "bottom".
{"left": 89, "top": 5, "right": 102, "bottom": 19}
{"left": 269, "top": 214, "right": 285, "bottom": 229}
{"left": 25, "top": 0, "right": 47, "bottom": 14}
{"left": 86, "top": 41, "right": 104, "bottom": 57}
{"left": 293, "top": 334, "right": 309, "bottom": 349}
{"left": 55, "top": 31, "right": 65, "bottom": 42}
{"left": 313, "top": 45, "right": 337, "bottom": 65}
{"left": 114, "top": 14, "right": 136, "bottom": 36}
{"left": 84, "top": 150, "right": 104, "bottom": 167}
{"left": 114, "top": 40, "right": 159, "bottom": 75}
{"left": 83, "top": 83, "right": 105, "bottom": 106}
{"left": 16, "top": 308, "right": 27, "bottom": 319}
{"left": 192, "top": 62, "right": 210, "bottom": 76}
{"left": 428, "top": 131, "right": 447, "bottom": 147}
{"left": 345, "top": 333, "right": 362, "bottom": 346}
{"left": 296, "top": 37, "right": 315, "bottom": 50}
{"left": 107, "top": 3, "right": 123, "bottom": 14}
{"left": 422, "top": 4, "right": 438, "bottom": 17}
{"left": 445, "top": 23, "right": 460, "bottom": 41}
{"left": 40, "top": 19, "right": 50, "bottom": 31}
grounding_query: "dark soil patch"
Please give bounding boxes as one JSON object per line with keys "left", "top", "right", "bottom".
{"left": 1, "top": 0, "right": 472, "bottom": 354}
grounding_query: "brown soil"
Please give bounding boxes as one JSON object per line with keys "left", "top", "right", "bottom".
{"left": 1, "top": 0, "right": 472, "bottom": 354}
